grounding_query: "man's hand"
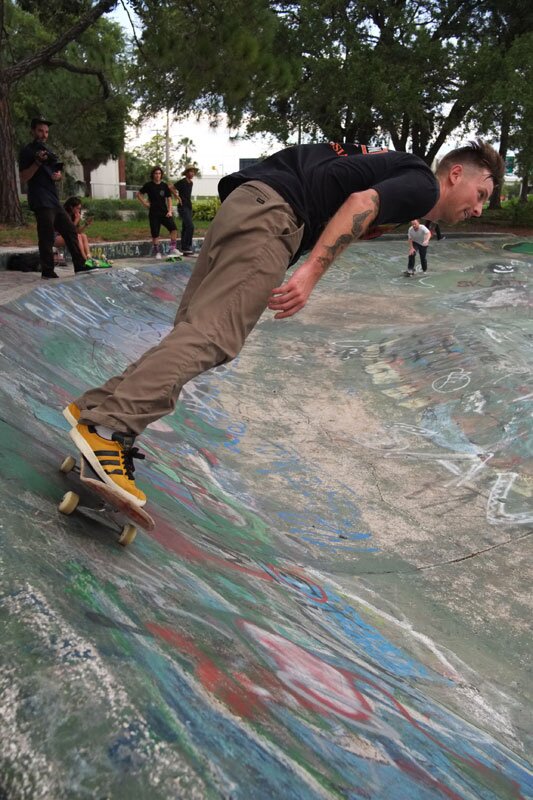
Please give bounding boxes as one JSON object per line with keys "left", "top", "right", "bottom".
{"left": 409, "top": 246, "right": 415, "bottom": 255}
{"left": 268, "top": 261, "right": 322, "bottom": 319}
{"left": 268, "top": 188, "right": 380, "bottom": 319}
{"left": 166, "top": 210, "right": 173, "bottom": 217}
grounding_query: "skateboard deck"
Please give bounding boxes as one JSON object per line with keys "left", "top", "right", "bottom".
{"left": 79, "top": 456, "right": 154, "bottom": 530}
{"left": 58, "top": 455, "right": 154, "bottom": 546}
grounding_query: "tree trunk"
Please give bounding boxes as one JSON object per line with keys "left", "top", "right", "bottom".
{"left": 489, "top": 111, "right": 510, "bottom": 210}
{"left": 519, "top": 169, "right": 530, "bottom": 203}
{"left": 82, "top": 161, "right": 93, "bottom": 197}
{"left": 0, "top": 81, "right": 24, "bottom": 225}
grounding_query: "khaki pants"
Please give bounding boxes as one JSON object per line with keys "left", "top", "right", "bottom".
{"left": 77, "top": 182, "right": 304, "bottom": 434}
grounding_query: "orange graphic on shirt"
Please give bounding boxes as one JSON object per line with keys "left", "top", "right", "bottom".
{"left": 329, "top": 141, "right": 389, "bottom": 157}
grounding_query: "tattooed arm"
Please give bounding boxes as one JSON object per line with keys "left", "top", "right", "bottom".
{"left": 268, "top": 189, "right": 380, "bottom": 319}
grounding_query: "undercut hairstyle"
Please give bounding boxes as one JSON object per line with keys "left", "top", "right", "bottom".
{"left": 436, "top": 140, "right": 504, "bottom": 188}
{"left": 150, "top": 166, "right": 164, "bottom": 180}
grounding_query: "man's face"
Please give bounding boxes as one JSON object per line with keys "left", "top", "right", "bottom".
{"left": 153, "top": 170, "right": 163, "bottom": 183}
{"left": 185, "top": 169, "right": 195, "bottom": 179}
{"left": 32, "top": 123, "right": 49, "bottom": 142}
{"left": 411, "top": 219, "right": 420, "bottom": 230}
{"left": 440, "top": 165, "right": 494, "bottom": 224}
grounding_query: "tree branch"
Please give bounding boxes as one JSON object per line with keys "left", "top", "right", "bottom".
{"left": 5, "top": 0, "right": 117, "bottom": 85}
{"left": 426, "top": 97, "right": 472, "bottom": 163}
{"left": 45, "top": 57, "right": 110, "bottom": 98}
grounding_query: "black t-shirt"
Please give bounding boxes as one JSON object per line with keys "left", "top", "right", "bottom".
{"left": 174, "top": 178, "right": 193, "bottom": 209}
{"left": 139, "top": 181, "right": 172, "bottom": 216}
{"left": 218, "top": 143, "right": 439, "bottom": 260}
{"left": 18, "top": 141, "right": 61, "bottom": 211}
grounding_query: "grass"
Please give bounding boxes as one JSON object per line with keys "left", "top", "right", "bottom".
{"left": 1, "top": 199, "right": 532, "bottom": 248}
{"left": 0, "top": 218, "right": 211, "bottom": 247}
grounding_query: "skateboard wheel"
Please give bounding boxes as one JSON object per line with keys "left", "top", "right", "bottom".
{"left": 118, "top": 524, "right": 137, "bottom": 546}
{"left": 59, "top": 455, "right": 76, "bottom": 473}
{"left": 58, "top": 491, "right": 79, "bottom": 515}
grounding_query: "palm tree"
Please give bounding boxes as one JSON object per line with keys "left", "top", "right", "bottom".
{"left": 177, "top": 136, "right": 196, "bottom": 163}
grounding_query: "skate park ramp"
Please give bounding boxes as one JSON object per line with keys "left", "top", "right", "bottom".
{"left": 0, "top": 239, "right": 532, "bottom": 799}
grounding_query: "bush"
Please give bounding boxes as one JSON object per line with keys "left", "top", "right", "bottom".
{"left": 503, "top": 198, "right": 533, "bottom": 225}
{"left": 80, "top": 198, "right": 142, "bottom": 221}
{"left": 193, "top": 197, "right": 220, "bottom": 221}
{"left": 503, "top": 181, "right": 521, "bottom": 200}
{"left": 19, "top": 200, "right": 34, "bottom": 225}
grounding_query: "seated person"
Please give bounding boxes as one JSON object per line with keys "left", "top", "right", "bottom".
{"left": 54, "top": 197, "right": 111, "bottom": 268}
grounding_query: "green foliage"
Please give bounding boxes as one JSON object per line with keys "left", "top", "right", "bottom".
{"left": 502, "top": 198, "right": 533, "bottom": 225}
{"left": 503, "top": 182, "right": 521, "bottom": 200}
{"left": 77, "top": 197, "right": 141, "bottom": 220}
{"left": 17, "top": 200, "right": 35, "bottom": 226}
{"left": 192, "top": 197, "right": 220, "bottom": 221}
{"left": 124, "top": 150, "right": 151, "bottom": 185}
{"left": 130, "top": 0, "right": 296, "bottom": 125}
{"left": 6, "top": 2, "right": 130, "bottom": 170}
{"left": 131, "top": 133, "right": 181, "bottom": 178}
{"left": 126, "top": 0, "right": 533, "bottom": 171}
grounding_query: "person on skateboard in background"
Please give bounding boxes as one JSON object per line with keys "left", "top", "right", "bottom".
{"left": 64, "top": 139, "right": 503, "bottom": 507}
{"left": 404, "top": 218, "right": 432, "bottom": 276}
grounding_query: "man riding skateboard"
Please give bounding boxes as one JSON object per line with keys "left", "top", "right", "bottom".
{"left": 64, "top": 139, "right": 503, "bottom": 507}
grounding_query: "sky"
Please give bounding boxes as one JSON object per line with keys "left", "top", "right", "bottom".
{"left": 126, "top": 114, "right": 283, "bottom": 177}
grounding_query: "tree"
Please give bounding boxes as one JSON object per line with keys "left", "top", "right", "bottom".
{"left": 255, "top": 0, "right": 502, "bottom": 163}
{"left": 129, "top": 0, "right": 295, "bottom": 125}
{"left": 457, "top": 0, "right": 533, "bottom": 207}
{"left": 0, "top": 0, "right": 120, "bottom": 224}
{"left": 129, "top": 0, "right": 532, "bottom": 172}
{"left": 12, "top": 15, "right": 130, "bottom": 196}
{"left": 175, "top": 136, "right": 200, "bottom": 172}
{"left": 131, "top": 132, "right": 181, "bottom": 178}
{"left": 124, "top": 150, "right": 150, "bottom": 185}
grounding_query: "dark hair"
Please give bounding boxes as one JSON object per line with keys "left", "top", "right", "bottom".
{"left": 437, "top": 139, "right": 504, "bottom": 187}
{"left": 63, "top": 196, "right": 82, "bottom": 219}
{"left": 150, "top": 166, "right": 164, "bottom": 180}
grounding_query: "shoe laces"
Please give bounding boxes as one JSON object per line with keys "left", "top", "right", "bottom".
{"left": 112, "top": 433, "right": 145, "bottom": 480}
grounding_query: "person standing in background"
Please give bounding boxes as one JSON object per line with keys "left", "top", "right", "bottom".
{"left": 18, "top": 116, "right": 89, "bottom": 279}
{"left": 136, "top": 167, "right": 181, "bottom": 259}
{"left": 424, "top": 218, "right": 444, "bottom": 240}
{"left": 404, "top": 219, "right": 432, "bottom": 276}
{"left": 174, "top": 165, "right": 198, "bottom": 256}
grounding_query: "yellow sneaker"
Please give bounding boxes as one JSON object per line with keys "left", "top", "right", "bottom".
{"left": 69, "top": 424, "right": 147, "bottom": 507}
{"left": 63, "top": 401, "right": 81, "bottom": 426}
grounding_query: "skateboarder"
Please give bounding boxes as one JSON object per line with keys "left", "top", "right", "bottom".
{"left": 404, "top": 218, "right": 432, "bottom": 276}
{"left": 64, "top": 139, "right": 503, "bottom": 507}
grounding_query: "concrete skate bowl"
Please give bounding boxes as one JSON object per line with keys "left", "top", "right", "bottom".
{"left": 0, "top": 239, "right": 532, "bottom": 799}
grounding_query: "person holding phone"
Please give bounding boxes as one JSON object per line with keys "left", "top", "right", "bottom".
{"left": 18, "top": 116, "right": 91, "bottom": 279}
{"left": 54, "top": 196, "right": 110, "bottom": 268}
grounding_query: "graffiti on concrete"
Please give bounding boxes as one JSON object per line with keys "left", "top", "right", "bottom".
{"left": 0, "top": 248, "right": 532, "bottom": 798}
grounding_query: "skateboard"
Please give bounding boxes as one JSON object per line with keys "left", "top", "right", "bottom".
{"left": 165, "top": 254, "right": 183, "bottom": 262}
{"left": 58, "top": 454, "right": 154, "bottom": 546}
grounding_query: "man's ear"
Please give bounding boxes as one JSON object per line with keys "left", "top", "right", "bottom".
{"left": 448, "top": 164, "right": 464, "bottom": 185}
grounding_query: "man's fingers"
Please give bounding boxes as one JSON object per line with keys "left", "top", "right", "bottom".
{"left": 274, "top": 303, "right": 303, "bottom": 319}
{"left": 268, "top": 293, "right": 291, "bottom": 307}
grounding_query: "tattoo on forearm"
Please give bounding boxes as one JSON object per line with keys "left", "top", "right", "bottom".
{"left": 318, "top": 195, "right": 379, "bottom": 270}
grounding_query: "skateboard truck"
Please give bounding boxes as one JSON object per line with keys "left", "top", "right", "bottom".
{"left": 58, "top": 455, "right": 154, "bottom": 546}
